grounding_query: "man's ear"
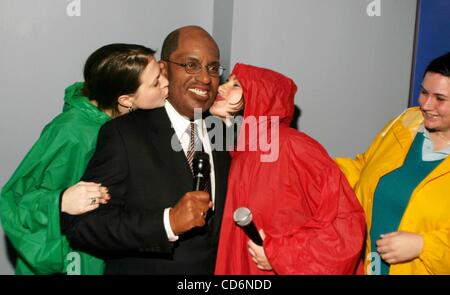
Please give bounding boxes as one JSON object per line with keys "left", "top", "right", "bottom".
{"left": 159, "top": 61, "right": 168, "bottom": 77}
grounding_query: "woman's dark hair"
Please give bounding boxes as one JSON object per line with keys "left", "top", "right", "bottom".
{"left": 83, "top": 43, "right": 156, "bottom": 112}
{"left": 229, "top": 96, "right": 245, "bottom": 116}
{"left": 424, "top": 51, "right": 450, "bottom": 78}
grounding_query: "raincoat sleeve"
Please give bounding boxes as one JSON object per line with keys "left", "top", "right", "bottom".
{"left": 335, "top": 117, "right": 397, "bottom": 188}
{"left": 61, "top": 122, "right": 173, "bottom": 254}
{"left": 419, "top": 225, "right": 450, "bottom": 274}
{"left": 0, "top": 126, "right": 89, "bottom": 274}
{"left": 263, "top": 140, "right": 366, "bottom": 274}
{"left": 334, "top": 154, "right": 367, "bottom": 188}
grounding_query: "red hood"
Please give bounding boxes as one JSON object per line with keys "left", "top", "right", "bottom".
{"left": 231, "top": 63, "right": 297, "bottom": 125}
{"left": 230, "top": 63, "right": 298, "bottom": 156}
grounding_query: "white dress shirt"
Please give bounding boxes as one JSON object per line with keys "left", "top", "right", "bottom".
{"left": 163, "top": 100, "right": 216, "bottom": 241}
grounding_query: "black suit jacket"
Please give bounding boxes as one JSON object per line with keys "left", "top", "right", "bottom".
{"left": 61, "top": 108, "right": 230, "bottom": 274}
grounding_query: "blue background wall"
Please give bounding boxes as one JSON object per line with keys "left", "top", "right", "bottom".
{"left": 410, "top": 0, "right": 450, "bottom": 106}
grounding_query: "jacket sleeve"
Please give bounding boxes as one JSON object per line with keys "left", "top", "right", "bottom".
{"left": 61, "top": 121, "right": 173, "bottom": 254}
{"left": 334, "top": 117, "right": 398, "bottom": 188}
{"left": 0, "top": 128, "right": 89, "bottom": 274}
{"left": 419, "top": 226, "right": 450, "bottom": 274}
{"left": 263, "top": 141, "right": 366, "bottom": 274}
{"left": 334, "top": 154, "right": 366, "bottom": 188}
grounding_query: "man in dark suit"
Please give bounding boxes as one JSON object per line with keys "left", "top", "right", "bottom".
{"left": 61, "top": 26, "right": 231, "bottom": 274}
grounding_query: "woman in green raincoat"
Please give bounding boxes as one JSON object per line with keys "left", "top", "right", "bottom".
{"left": 0, "top": 43, "right": 169, "bottom": 274}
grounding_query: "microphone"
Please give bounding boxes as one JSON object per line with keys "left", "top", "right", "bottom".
{"left": 233, "top": 207, "right": 263, "bottom": 246}
{"left": 193, "top": 151, "right": 210, "bottom": 192}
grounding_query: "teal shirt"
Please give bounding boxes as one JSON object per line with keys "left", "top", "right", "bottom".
{"left": 370, "top": 133, "right": 443, "bottom": 275}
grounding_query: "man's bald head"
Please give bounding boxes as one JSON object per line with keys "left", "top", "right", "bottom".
{"left": 161, "top": 26, "right": 219, "bottom": 61}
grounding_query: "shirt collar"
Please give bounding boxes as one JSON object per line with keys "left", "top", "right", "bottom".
{"left": 164, "top": 100, "right": 205, "bottom": 140}
{"left": 418, "top": 124, "right": 450, "bottom": 157}
{"left": 418, "top": 124, "right": 430, "bottom": 139}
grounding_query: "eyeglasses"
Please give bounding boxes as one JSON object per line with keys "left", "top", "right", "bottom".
{"left": 163, "top": 60, "right": 225, "bottom": 77}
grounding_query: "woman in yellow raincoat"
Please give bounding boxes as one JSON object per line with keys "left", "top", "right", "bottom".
{"left": 336, "top": 52, "right": 450, "bottom": 275}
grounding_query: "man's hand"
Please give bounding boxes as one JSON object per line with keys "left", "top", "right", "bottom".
{"left": 376, "top": 231, "right": 424, "bottom": 264}
{"left": 169, "top": 191, "right": 212, "bottom": 235}
{"left": 248, "top": 229, "right": 273, "bottom": 271}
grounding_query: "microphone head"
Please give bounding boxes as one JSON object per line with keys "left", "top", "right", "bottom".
{"left": 233, "top": 207, "right": 253, "bottom": 227}
{"left": 193, "top": 152, "right": 210, "bottom": 175}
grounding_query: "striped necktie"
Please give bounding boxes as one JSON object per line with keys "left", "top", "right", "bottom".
{"left": 186, "top": 122, "right": 211, "bottom": 195}
{"left": 186, "top": 122, "right": 201, "bottom": 174}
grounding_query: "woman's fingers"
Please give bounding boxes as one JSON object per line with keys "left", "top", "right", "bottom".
{"left": 98, "top": 196, "right": 110, "bottom": 204}
{"left": 84, "top": 183, "right": 103, "bottom": 192}
{"left": 377, "top": 245, "right": 389, "bottom": 254}
{"left": 86, "top": 203, "right": 100, "bottom": 211}
{"left": 380, "top": 232, "right": 398, "bottom": 239}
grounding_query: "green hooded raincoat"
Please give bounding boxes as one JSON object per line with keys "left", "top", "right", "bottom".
{"left": 0, "top": 82, "right": 109, "bottom": 274}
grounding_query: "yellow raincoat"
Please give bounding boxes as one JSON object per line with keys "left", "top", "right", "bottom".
{"left": 336, "top": 107, "right": 450, "bottom": 274}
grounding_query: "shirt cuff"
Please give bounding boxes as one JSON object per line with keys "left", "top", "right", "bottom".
{"left": 163, "top": 207, "right": 179, "bottom": 242}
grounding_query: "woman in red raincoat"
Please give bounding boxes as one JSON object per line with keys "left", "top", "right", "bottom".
{"left": 211, "top": 63, "right": 365, "bottom": 274}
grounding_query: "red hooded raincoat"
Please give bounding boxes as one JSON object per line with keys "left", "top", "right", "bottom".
{"left": 214, "top": 64, "right": 365, "bottom": 274}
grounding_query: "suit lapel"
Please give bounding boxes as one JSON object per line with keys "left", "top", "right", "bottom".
{"left": 143, "top": 110, "right": 230, "bottom": 238}
{"left": 146, "top": 108, "right": 193, "bottom": 198}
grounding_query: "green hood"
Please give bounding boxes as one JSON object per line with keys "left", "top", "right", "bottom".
{"left": 63, "top": 82, "right": 110, "bottom": 124}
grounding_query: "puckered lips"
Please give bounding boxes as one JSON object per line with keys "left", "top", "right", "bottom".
{"left": 162, "top": 88, "right": 169, "bottom": 99}
{"left": 215, "top": 94, "right": 225, "bottom": 102}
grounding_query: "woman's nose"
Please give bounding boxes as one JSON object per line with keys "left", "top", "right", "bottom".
{"left": 422, "top": 96, "right": 435, "bottom": 109}
{"left": 159, "top": 75, "right": 169, "bottom": 89}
